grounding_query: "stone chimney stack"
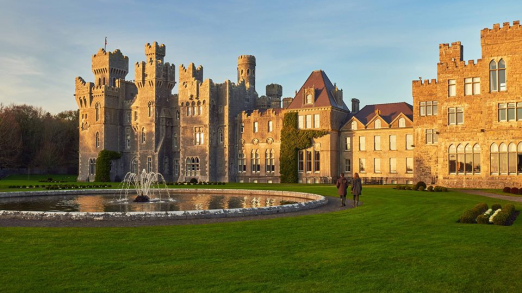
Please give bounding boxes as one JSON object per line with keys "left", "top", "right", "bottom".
{"left": 351, "top": 98, "right": 360, "bottom": 113}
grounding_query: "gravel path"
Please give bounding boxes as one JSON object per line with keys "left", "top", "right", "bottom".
{"left": 459, "top": 190, "right": 522, "bottom": 203}
{"left": 0, "top": 196, "right": 357, "bottom": 228}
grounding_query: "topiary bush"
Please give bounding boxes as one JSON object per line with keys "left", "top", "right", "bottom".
{"left": 503, "top": 187, "right": 511, "bottom": 193}
{"left": 414, "top": 181, "right": 427, "bottom": 191}
{"left": 418, "top": 186, "right": 425, "bottom": 191}
{"left": 476, "top": 214, "right": 489, "bottom": 224}
{"left": 518, "top": 188, "right": 522, "bottom": 195}
{"left": 189, "top": 178, "right": 198, "bottom": 184}
{"left": 95, "top": 150, "right": 121, "bottom": 182}
{"left": 511, "top": 187, "right": 519, "bottom": 194}
{"left": 491, "top": 204, "right": 515, "bottom": 226}
{"left": 280, "top": 112, "right": 328, "bottom": 183}
{"left": 434, "top": 186, "right": 443, "bottom": 192}
{"left": 492, "top": 204, "right": 501, "bottom": 211}
{"left": 460, "top": 203, "right": 489, "bottom": 223}
{"left": 427, "top": 186, "right": 434, "bottom": 192}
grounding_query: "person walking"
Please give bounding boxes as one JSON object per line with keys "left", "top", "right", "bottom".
{"left": 336, "top": 173, "right": 349, "bottom": 207}
{"left": 351, "top": 173, "right": 362, "bottom": 207}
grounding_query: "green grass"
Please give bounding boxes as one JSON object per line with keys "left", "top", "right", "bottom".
{"left": 1, "top": 184, "right": 522, "bottom": 292}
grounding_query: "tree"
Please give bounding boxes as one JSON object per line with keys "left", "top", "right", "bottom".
{"left": 0, "top": 105, "right": 22, "bottom": 168}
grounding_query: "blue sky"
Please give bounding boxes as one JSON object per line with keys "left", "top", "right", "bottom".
{"left": 0, "top": 0, "right": 521, "bottom": 113}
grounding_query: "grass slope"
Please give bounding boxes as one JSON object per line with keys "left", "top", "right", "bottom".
{"left": 1, "top": 185, "right": 522, "bottom": 292}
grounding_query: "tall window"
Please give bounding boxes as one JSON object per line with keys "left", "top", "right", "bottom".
{"left": 266, "top": 149, "right": 275, "bottom": 173}
{"left": 163, "top": 157, "right": 169, "bottom": 175}
{"left": 306, "top": 115, "right": 312, "bottom": 129}
{"left": 406, "top": 134, "right": 413, "bottom": 150}
{"left": 95, "top": 103, "right": 100, "bottom": 121}
{"left": 131, "top": 158, "right": 137, "bottom": 174}
{"left": 449, "top": 143, "right": 480, "bottom": 175}
{"left": 268, "top": 121, "right": 273, "bottom": 132}
{"left": 519, "top": 143, "right": 522, "bottom": 173}
{"left": 147, "top": 157, "right": 152, "bottom": 173}
{"left": 89, "top": 158, "right": 96, "bottom": 175}
{"left": 314, "top": 151, "right": 320, "bottom": 172}
{"left": 238, "top": 151, "right": 246, "bottom": 173}
{"left": 173, "top": 133, "right": 178, "bottom": 148}
{"left": 426, "top": 129, "right": 438, "bottom": 144}
{"left": 141, "top": 127, "right": 146, "bottom": 143}
{"left": 148, "top": 102, "right": 153, "bottom": 117}
{"left": 449, "top": 144, "right": 457, "bottom": 174}
{"left": 345, "top": 159, "right": 351, "bottom": 172}
{"left": 473, "top": 144, "right": 481, "bottom": 174}
{"left": 448, "top": 107, "right": 464, "bottom": 125}
{"left": 314, "top": 114, "right": 320, "bottom": 128}
{"left": 95, "top": 132, "right": 100, "bottom": 148}
{"left": 306, "top": 94, "right": 313, "bottom": 104}
{"left": 359, "top": 158, "right": 366, "bottom": 173}
{"left": 509, "top": 143, "right": 517, "bottom": 174}
{"left": 389, "top": 135, "right": 396, "bottom": 150}
{"left": 398, "top": 118, "right": 406, "bottom": 128}
{"left": 457, "top": 144, "right": 465, "bottom": 174}
{"left": 219, "top": 128, "right": 224, "bottom": 144}
{"left": 125, "top": 128, "right": 130, "bottom": 149}
{"left": 420, "top": 102, "right": 426, "bottom": 116}
{"left": 375, "top": 119, "right": 381, "bottom": 129}
{"left": 498, "top": 103, "right": 507, "bottom": 121}
{"left": 490, "top": 143, "right": 499, "bottom": 174}
{"left": 298, "top": 150, "right": 304, "bottom": 172}
{"left": 186, "top": 157, "right": 200, "bottom": 176}
{"left": 374, "top": 136, "right": 381, "bottom": 151}
{"left": 389, "top": 158, "right": 396, "bottom": 173}
{"left": 374, "top": 158, "right": 381, "bottom": 173}
{"left": 174, "top": 159, "right": 179, "bottom": 176}
{"left": 298, "top": 116, "right": 304, "bottom": 129}
{"left": 406, "top": 158, "right": 413, "bottom": 173}
{"left": 351, "top": 121, "right": 357, "bottom": 130}
{"left": 508, "top": 103, "right": 516, "bottom": 121}
{"left": 499, "top": 143, "right": 508, "bottom": 175}
{"left": 359, "top": 136, "right": 366, "bottom": 151}
{"left": 126, "top": 111, "right": 131, "bottom": 123}
{"left": 345, "top": 137, "right": 351, "bottom": 151}
{"left": 251, "top": 150, "right": 260, "bottom": 173}
{"left": 253, "top": 122, "right": 258, "bottom": 133}
{"left": 490, "top": 59, "right": 506, "bottom": 92}
{"left": 195, "top": 128, "right": 204, "bottom": 145}
{"left": 464, "top": 77, "right": 480, "bottom": 95}
{"left": 448, "top": 79, "right": 456, "bottom": 97}
{"left": 240, "top": 123, "right": 244, "bottom": 133}
{"left": 198, "top": 102, "right": 202, "bottom": 115}
{"left": 306, "top": 151, "right": 312, "bottom": 172}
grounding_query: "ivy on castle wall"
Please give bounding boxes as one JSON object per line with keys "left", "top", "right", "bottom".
{"left": 95, "top": 150, "right": 122, "bottom": 182}
{"left": 280, "top": 112, "right": 328, "bottom": 183}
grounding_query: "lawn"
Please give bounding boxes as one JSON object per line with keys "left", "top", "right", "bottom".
{"left": 1, "top": 184, "right": 522, "bottom": 292}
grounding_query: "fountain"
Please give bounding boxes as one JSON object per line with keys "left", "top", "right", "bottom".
{"left": 120, "top": 169, "right": 171, "bottom": 203}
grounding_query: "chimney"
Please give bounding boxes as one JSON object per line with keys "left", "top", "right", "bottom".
{"left": 351, "top": 98, "right": 360, "bottom": 113}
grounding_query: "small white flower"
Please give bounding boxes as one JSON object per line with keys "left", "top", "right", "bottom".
{"left": 484, "top": 209, "right": 492, "bottom": 216}
{"left": 489, "top": 209, "right": 501, "bottom": 223}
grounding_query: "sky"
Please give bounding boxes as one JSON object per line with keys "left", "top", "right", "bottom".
{"left": 0, "top": 0, "right": 521, "bottom": 114}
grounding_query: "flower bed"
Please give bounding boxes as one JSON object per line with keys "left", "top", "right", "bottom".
{"left": 459, "top": 203, "right": 518, "bottom": 225}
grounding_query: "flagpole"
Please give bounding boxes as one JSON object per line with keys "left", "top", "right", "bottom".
{"left": 104, "top": 37, "right": 107, "bottom": 51}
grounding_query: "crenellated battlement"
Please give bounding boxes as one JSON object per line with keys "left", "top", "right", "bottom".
{"left": 241, "top": 108, "right": 282, "bottom": 119}
{"left": 412, "top": 79, "right": 438, "bottom": 87}
{"left": 179, "top": 63, "right": 203, "bottom": 83}
{"left": 480, "top": 21, "right": 522, "bottom": 57}
{"left": 145, "top": 42, "right": 166, "bottom": 61}
{"left": 481, "top": 20, "right": 521, "bottom": 35}
{"left": 238, "top": 55, "right": 256, "bottom": 65}
{"left": 439, "top": 41, "right": 463, "bottom": 64}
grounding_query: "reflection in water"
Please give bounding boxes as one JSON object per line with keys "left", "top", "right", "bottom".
{"left": 0, "top": 193, "right": 310, "bottom": 212}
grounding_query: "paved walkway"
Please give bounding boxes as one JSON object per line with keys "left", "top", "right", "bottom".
{"left": 459, "top": 190, "right": 522, "bottom": 203}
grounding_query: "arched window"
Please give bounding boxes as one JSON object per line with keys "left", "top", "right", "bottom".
{"left": 499, "top": 59, "right": 506, "bottom": 91}
{"left": 265, "top": 149, "right": 275, "bottom": 173}
{"left": 197, "top": 101, "right": 202, "bottom": 115}
{"left": 95, "top": 132, "right": 100, "bottom": 148}
{"left": 131, "top": 158, "right": 137, "bottom": 174}
{"left": 398, "top": 118, "right": 406, "bottom": 128}
{"left": 147, "top": 157, "right": 152, "bottom": 173}
{"left": 103, "top": 77, "right": 105, "bottom": 85}
{"left": 251, "top": 150, "right": 260, "bottom": 173}
{"left": 518, "top": 143, "right": 522, "bottom": 173}
{"left": 464, "top": 144, "right": 473, "bottom": 174}
{"left": 499, "top": 143, "right": 508, "bottom": 174}
{"left": 163, "top": 157, "right": 169, "bottom": 175}
{"left": 238, "top": 150, "right": 246, "bottom": 173}
{"left": 375, "top": 119, "right": 381, "bottom": 129}
{"left": 489, "top": 60, "right": 497, "bottom": 92}
{"left": 95, "top": 103, "right": 100, "bottom": 121}
{"left": 192, "top": 102, "right": 196, "bottom": 116}
{"left": 508, "top": 143, "right": 517, "bottom": 174}
{"left": 187, "top": 104, "right": 191, "bottom": 116}
{"left": 473, "top": 144, "right": 481, "bottom": 174}
{"left": 125, "top": 127, "right": 130, "bottom": 149}
{"left": 490, "top": 60, "right": 507, "bottom": 92}
{"left": 490, "top": 143, "right": 499, "bottom": 174}
{"left": 148, "top": 102, "right": 153, "bottom": 117}
{"left": 112, "top": 78, "right": 116, "bottom": 86}
{"left": 351, "top": 121, "right": 357, "bottom": 130}
{"left": 448, "top": 144, "right": 456, "bottom": 174}
{"left": 176, "top": 110, "right": 180, "bottom": 120}
{"left": 141, "top": 127, "right": 146, "bottom": 143}
{"left": 186, "top": 157, "right": 200, "bottom": 176}
{"left": 456, "top": 144, "right": 465, "bottom": 174}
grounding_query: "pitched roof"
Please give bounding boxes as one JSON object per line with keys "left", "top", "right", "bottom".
{"left": 287, "top": 70, "right": 348, "bottom": 110}
{"left": 354, "top": 102, "right": 413, "bottom": 125}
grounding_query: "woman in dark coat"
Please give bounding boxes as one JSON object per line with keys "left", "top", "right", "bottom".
{"left": 336, "top": 173, "right": 349, "bottom": 207}
{"left": 351, "top": 173, "right": 362, "bottom": 207}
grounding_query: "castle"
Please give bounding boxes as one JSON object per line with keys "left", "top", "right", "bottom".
{"left": 76, "top": 21, "right": 522, "bottom": 188}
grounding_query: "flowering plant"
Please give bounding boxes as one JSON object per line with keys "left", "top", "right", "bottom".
{"left": 489, "top": 209, "right": 502, "bottom": 223}
{"left": 484, "top": 209, "right": 492, "bottom": 216}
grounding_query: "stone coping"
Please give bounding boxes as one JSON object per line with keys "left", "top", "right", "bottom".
{"left": 0, "top": 189, "right": 327, "bottom": 221}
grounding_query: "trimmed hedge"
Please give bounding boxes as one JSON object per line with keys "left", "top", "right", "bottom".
{"left": 511, "top": 187, "right": 519, "bottom": 194}
{"left": 503, "top": 187, "right": 511, "bottom": 193}
{"left": 280, "top": 112, "right": 328, "bottom": 183}
{"left": 414, "top": 181, "right": 427, "bottom": 190}
{"left": 460, "top": 203, "right": 488, "bottom": 223}
{"left": 492, "top": 204, "right": 516, "bottom": 226}
{"left": 95, "top": 150, "right": 122, "bottom": 182}
{"left": 476, "top": 214, "right": 489, "bottom": 224}
{"left": 492, "top": 204, "right": 501, "bottom": 211}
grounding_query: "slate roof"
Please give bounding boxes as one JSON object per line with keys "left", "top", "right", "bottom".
{"left": 287, "top": 70, "right": 348, "bottom": 110}
{"left": 354, "top": 102, "right": 413, "bottom": 125}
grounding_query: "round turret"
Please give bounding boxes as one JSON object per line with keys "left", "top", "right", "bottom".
{"left": 237, "top": 55, "right": 256, "bottom": 90}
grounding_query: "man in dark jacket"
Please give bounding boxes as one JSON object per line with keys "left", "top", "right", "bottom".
{"left": 336, "top": 173, "right": 349, "bottom": 207}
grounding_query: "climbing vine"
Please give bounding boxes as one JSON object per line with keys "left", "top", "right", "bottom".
{"left": 95, "top": 150, "right": 121, "bottom": 182}
{"left": 280, "top": 112, "right": 328, "bottom": 183}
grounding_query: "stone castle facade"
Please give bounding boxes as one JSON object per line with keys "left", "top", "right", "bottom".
{"left": 75, "top": 21, "right": 522, "bottom": 188}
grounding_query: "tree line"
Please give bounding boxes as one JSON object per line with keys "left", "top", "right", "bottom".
{"left": 0, "top": 104, "right": 78, "bottom": 173}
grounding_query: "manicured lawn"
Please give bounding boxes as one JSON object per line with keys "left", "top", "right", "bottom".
{"left": 1, "top": 184, "right": 522, "bottom": 292}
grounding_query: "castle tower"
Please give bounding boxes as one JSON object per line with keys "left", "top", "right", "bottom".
{"left": 237, "top": 55, "right": 256, "bottom": 91}
{"left": 92, "top": 49, "right": 129, "bottom": 87}
{"left": 145, "top": 41, "right": 165, "bottom": 63}
{"left": 266, "top": 83, "right": 282, "bottom": 108}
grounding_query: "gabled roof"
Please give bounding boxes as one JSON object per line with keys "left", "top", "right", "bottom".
{"left": 287, "top": 70, "right": 348, "bottom": 110}
{"left": 354, "top": 102, "right": 413, "bottom": 125}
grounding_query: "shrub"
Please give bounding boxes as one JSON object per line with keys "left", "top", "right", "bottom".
{"left": 189, "top": 178, "right": 198, "bottom": 184}
{"left": 460, "top": 203, "right": 489, "bottom": 223}
{"left": 95, "top": 150, "right": 122, "bottom": 182}
{"left": 418, "top": 186, "right": 425, "bottom": 191}
{"left": 414, "top": 181, "right": 427, "bottom": 190}
{"left": 434, "top": 186, "right": 443, "bottom": 192}
{"left": 492, "top": 212, "right": 510, "bottom": 225}
{"left": 518, "top": 188, "right": 522, "bottom": 195}
{"left": 503, "top": 187, "right": 511, "bottom": 193}
{"left": 476, "top": 214, "right": 489, "bottom": 224}
{"left": 492, "top": 204, "right": 501, "bottom": 211}
{"left": 511, "top": 187, "right": 519, "bottom": 194}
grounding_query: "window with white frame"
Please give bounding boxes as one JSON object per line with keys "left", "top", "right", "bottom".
{"left": 147, "top": 157, "right": 152, "bottom": 173}
{"left": 420, "top": 102, "right": 426, "bottom": 116}
{"left": 398, "top": 118, "right": 406, "bottom": 128}
{"left": 389, "top": 135, "right": 396, "bottom": 150}
{"left": 306, "top": 115, "right": 312, "bottom": 129}
{"left": 448, "top": 79, "right": 456, "bottom": 97}
{"left": 375, "top": 119, "right": 381, "bottom": 129}
{"left": 345, "top": 159, "right": 351, "bottom": 172}
{"left": 448, "top": 107, "right": 464, "bottom": 125}
{"left": 253, "top": 122, "right": 258, "bottom": 133}
{"left": 345, "top": 137, "right": 351, "bottom": 151}
{"left": 238, "top": 150, "right": 246, "bottom": 173}
{"left": 464, "top": 77, "right": 480, "bottom": 95}
{"left": 406, "top": 134, "right": 413, "bottom": 150}
{"left": 359, "top": 158, "right": 366, "bottom": 173}
{"left": 426, "top": 129, "right": 438, "bottom": 144}
{"left": 298, "top": 150, "right": 304, "bottom": 172}
{"left": 374, "top": 135, "right": 381, "bottom": 151}
{"left": 314, "top": 114, "right": 320, "bottom": 128}
{"left": 359, "top": 136, "right": 366, "bottom": 151}
{"left": 389, "top": 158, "right": 396, "bottom": 173}
{"left": 251, "top": 150, "right": 260, "bottom": 173}
{"left": 374, "top": 158, "right": 381, "bottom": 173}
{"left": 406, "top": 158, "right": 413, "bottom": 173}
{"left": 268, "top": 121, "right": 273, "bottom": 132}
{"left": 490, "top": 59, "right": 506, "bottom": 92}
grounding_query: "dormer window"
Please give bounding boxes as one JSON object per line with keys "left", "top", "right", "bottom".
{"left": 375, "top": 120, "right": 381, "bottom": 129}
{"left": 306, "top": 94, "right": 313, "bottom": 104}
{"left": 351, "top": 121, "right": 357, "bottom": 130}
